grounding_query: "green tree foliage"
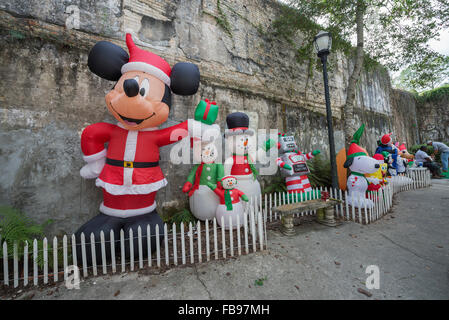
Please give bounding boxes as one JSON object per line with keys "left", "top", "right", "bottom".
{"left": 394, "top": 54, "right": 449, "bottom": 91}
{"left": 275, "top": 0, "right": 449, "bottom": 147}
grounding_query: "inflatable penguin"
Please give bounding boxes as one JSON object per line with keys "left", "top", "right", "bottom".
{"left": 207, "top": 176, "right": 248, "bottom": 229}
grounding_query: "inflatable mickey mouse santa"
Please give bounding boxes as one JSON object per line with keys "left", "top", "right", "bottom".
{"left": 76, "top": 34, "right": 214, "bottom": 264}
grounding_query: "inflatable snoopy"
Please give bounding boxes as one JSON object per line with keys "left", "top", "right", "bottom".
{"left": 344, "top": 125, "right": 380, "bottom": 209}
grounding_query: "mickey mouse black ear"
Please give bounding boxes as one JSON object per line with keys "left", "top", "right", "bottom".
{"left": 170, "top": 62, "right": 200, "bottom": 96}
{"left": 88, "top": 41, "right": 129, "bottom": 81}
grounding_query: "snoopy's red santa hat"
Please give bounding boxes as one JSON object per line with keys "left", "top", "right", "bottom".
{"left": 381, "top": 133, "right": 393, "bottom": 145}
{"left": 121, "top": 33, "right": 171, "bottom": 86}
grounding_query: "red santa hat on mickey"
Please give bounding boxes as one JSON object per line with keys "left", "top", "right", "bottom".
{"left": 381, "top": 133, "right": 393, "bottom": 145}
{"left": 121, "top": 33, "right": 171, "bottom": 86}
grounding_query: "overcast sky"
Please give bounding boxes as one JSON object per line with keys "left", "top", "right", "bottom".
{"left": 429, "top": 28, "right": 449, "bottom": 56}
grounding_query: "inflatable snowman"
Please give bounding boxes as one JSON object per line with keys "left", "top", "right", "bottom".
{"left": 207, "top": 176, "right": 248, "bottom": 229}
{"left": 223, "top": 112, "right": 271, "bottom": 205}
{"left": 182, "top": 141, "right": 223, "bottom": 221}
{"left": 344, "top": 125, "right": 380, "bottom": 209}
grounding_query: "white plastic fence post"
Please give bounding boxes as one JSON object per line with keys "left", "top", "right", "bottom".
{"left": 147, "top": 225, "right": 152, "bottom": 267}
{"left": 164, "top": 224, "right": 169, "bottom": 266}
{"left": 156, "top": 225, "right": 161, "bottom": 267}
{"left": 53, "top": 237, "right": 58, "bottom": 283}
{"left": 274, "top": 193, "right": 278, "bottom": 220}
{"left": 188, "top": 222, "right": 194, "bottom": 264}
{"left": 33, "top": 239, "right": 38, "bottom": 285}
{"left": 43, "top": 237, "right": 48, "bottom": 284}
{"left": 24, "top": 241, "right": 28, "bottom": 286}
{"left": 71, "top": 234, "right": 77, "bottom": 270}
{"left": 138, "top": 226, "right": 143, "bottom": 269}
{"left": 100, "top": 231, "right": 107, "bottom": 274}
{"left": 63, "top": 235, "right": 68, "bottom": 280}
{"left": 3, "top": 242, "right": 9, "bottom": 286}
{"left": 129, "top": 229, "right": 134, "bottom": 271}
{"left": 80, "top": 233, "right": 87, "bottom": 277}
{"left": 205, "top": 220, "right": 210, "bottom": 262}
{"left": 269, "top": 193, "right": 273, "bottom": 222}
{"left": 221, "top": 216, "right": 226, "bottom": 259}
{"left": 180, "top": 223, "right": 186, "bottom": 265}
{"left": 90, "top": 233, "right": 97, "bottom": 276}
{"left": 197, "top": 221, "right": 202, "bottom": 263}
{"left": 13, "top": 242, "right": 19, "bottom": 288}
{"left": 172, "top": 223, "right": 178, "bottom": 266}
{"left": 110, "top": 230, "right": 116, "bottom": 273}
{"left": 120, "top": 229, "right": 125, "bottom": 273}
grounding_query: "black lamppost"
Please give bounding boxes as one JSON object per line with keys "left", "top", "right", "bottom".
{"left": 314, "top": 31, "right": 339, "bottom": 190}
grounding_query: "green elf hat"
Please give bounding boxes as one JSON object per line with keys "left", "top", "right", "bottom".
{"left": 346, "top": 124, "right": 368, "bottom": 159}
{"left": 194, "top": 99, "right": 219, "bottom": 125}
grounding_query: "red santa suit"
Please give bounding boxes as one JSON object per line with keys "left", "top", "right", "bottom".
{"left": 81, "top": 121, "right": 189, "bottom": 217}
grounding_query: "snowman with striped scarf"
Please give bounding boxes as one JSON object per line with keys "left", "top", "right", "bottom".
{"left": 207, "top": 176, "right": 248, "bottom": 229}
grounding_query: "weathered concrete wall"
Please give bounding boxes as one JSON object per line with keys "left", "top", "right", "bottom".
{"left": 416, "top": 94, "right": 449, "bottom": 143}
{"left": 0, "top": 0, "right": 422, "bottom": 235}
{"left": 391, "top": 89, "right": 420, "bottom": 147}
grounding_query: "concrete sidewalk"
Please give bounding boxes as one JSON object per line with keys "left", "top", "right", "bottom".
{"left": 7, "top": 180, "right": 449, "bottom": 300}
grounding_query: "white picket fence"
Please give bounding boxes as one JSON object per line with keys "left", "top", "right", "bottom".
{"left": 0, "top": 168, "right": 431, "bottom": 289}
{"left": 1, "top": 204, "right": 265, "bottom": 288}
{"left": 264, "top": 167, "right": 431, "bottom": 225}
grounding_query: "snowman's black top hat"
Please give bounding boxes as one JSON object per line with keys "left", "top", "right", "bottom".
{"left": 225, "top": 112, "right": 254, "bottom": 136}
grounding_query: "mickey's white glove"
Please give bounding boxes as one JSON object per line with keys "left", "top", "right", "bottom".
{"left": 80, "top": 149, "right": 107, "bottom": 179}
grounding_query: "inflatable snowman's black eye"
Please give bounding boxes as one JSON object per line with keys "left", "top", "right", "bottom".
{"left": 140, "top": 78, "right": 149, "bottom": 97}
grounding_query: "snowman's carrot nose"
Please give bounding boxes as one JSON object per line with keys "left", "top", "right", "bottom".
{"left": 244, "top": 139, "right": 248, "bottom": 146}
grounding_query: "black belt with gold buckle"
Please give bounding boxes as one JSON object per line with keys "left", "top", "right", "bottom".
{"left": 106, "top": 158, "right": 159, "bottom": 168}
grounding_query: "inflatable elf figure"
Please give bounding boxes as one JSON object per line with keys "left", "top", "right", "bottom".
{"left": 276, "top": 132, "right": 321, "bottom": 201}
{"left": 207, "top": 176, "right": 248, "bottom": 229}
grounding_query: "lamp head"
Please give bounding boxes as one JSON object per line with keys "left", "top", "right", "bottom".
{"left": 314, "top": 31, "right": 332, "bottom": 57}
